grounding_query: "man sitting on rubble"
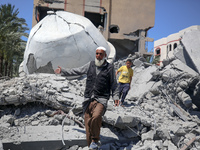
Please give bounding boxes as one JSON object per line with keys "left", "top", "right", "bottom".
{"left": 55, "top": 46, "right": 119, "bottom": 150}
{"left": 115, "top": 59, "right": 133, "bottom": 106}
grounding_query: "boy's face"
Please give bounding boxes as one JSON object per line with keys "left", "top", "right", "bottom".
{"left": 126, "top": 61, "right": 132, "bottom": 68}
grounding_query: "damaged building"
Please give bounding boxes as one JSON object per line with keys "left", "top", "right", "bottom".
{"left": 22, "top": 0, "right": 155, "bottom": 75}
{"left": 33, "top": 0, "right": 155, "bottom": 59}
{"left": 1, "top": 26, "right": 200, "bottom": 150}
{"left": 1, "top": 1, "right": 200, "bottom": 150}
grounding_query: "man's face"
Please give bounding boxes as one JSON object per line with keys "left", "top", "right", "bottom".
{"left": 96, "top": 49, "right": 106, "bottom": 60}
{"left": 126, "top": 61, "right": 132, "bottom": 68}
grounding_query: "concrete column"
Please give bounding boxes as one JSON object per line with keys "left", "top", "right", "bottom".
{"left": 138, "top": 30, "right": 146, "bottom": 55}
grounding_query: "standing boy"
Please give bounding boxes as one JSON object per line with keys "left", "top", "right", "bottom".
{"left": 115, "top": 59, "right": 133, "bottom": 106}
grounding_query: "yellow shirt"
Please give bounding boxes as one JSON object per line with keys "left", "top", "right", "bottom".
{"left": 117, "top": 66, "right": 133, "bottom": 83}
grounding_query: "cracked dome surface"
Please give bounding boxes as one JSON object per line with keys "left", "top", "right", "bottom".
{"left": 23, "top": 11, "right": 111, "bottom": 74}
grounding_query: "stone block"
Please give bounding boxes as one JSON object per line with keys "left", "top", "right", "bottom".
{"left": 149, "top": 81, "right": 162, "bottom": 96}
{"left": 178, "top": 80, "right": 188, "bottom": 90}
{"left": 133, "top": 59, "right": 143, "bottom": 67}
{"left": 156, "top": 128, "right": 170, "bottom": 140}
{"left": 170, "top": 133, "right": 181, "bottom": 147}
{"left": 177, "top": 91, "right": 192, "bottom": 108}
{"left": 103, "top": 111, "right": 139, "bottom": 129}
{"left": 165, "top": 140, "right": 177, "bottom": 150}
{"left": 160, "top": 68, "right": 179, "bottom": 81}
{"left": 176, "top": 87, "right": 183, "bottom": 93}
{"left": 143, "top": 140, "right": 161, "bottom": 150}
{"left": 31, "top": 120, "right": 40, "bottom": 126}
{"left": 181, "top": 29, "right": 200, "bottom": 74}
{"left": 141, "top": 130, "right": 155, "bottom": 141}
{"left": 48, "top": 118, "right": 60, "bottom": 125}
{"left": 170, "top": 59, "right": 198, "bottom": 76}
{"left": 176, "top": 128, "right": 186, "bottom": 136}
{"left": 127, "top": 65, "right": 158, "bottom": 99}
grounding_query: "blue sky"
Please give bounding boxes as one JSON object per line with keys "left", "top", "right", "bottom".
{"left": 148, "top": 0, "right": 200, "bottom": 51}
{"left": 1, "top": 0, "right": 200, "bottom": 52}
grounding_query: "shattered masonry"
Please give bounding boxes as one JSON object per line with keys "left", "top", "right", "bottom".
{"left": 1, "top": 27, "right": 200, "bottom": 149}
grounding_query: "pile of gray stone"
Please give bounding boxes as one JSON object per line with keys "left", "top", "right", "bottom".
{"left": 1, "top": 29, "right": 200, "bottom": 150}
{"left": 1, "top": 56, "right": 200, "bottom": 149}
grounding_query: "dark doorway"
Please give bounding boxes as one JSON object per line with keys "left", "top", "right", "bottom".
{"left": 84, "top": 12, "right": 105, "bottom": 28}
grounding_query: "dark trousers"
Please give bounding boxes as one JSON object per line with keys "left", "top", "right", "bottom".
{"left": 84, "top": 100, "right": 104, "bottom": 146}
{"left": 119, "top": 83, "right": 130, "bottom": 103}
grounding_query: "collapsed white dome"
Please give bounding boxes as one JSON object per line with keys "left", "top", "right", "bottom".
{"left": 23, "top": 11, "right": 114, "bottom": 74}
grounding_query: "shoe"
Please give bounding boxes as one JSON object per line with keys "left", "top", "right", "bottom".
{"left": 89, "top": 142, "right": 99, "bottom": 150}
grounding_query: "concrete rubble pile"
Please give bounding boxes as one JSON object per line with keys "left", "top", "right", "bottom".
{"left": 1, "top": 31, "right": 200, "bottom": 150}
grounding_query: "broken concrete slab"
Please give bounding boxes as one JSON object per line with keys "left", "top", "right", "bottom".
{"left": 177, "top": 91, "right": 192, "bottom": 108}
{"left": 173, "top": 44, "right": 196, "bottom": 71}
{"left": 141, "top": 130, "right": 155, "bottom": 141}
{"left": 163, "top": 140, "right": 177, "bottom": 150}
{"left": 170, "top": 59, "right": 198, "bottom": 76}
{"left": 2, "top": 126, "right": 87, "bottom": 150}
{"left": 23, "top": 11, "right": 115, "bottom": 74}
{"left": 103, "top": 111, "right": 140, "bottom": 129}
{"left": 1, "top": 125, "right": 131, "bottom": 150}
{"left": 2, "top": 52, "right": 200, "bottom": 149}
{"left": 178, "top": 29, "right": 200, "bottom": 74}
{"left": 126, "top": 65, "right": 158, "bottom": 99}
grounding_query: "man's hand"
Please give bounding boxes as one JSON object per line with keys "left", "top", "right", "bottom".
{"left": 54, "top": 66, "right": 61, "bottom": 74}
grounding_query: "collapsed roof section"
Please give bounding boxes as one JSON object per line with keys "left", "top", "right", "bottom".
{"left": 23, "top": 11, "right": 115, "bottom": 74}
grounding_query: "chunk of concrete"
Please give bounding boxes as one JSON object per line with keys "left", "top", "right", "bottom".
{"left": 141, "top": 130, "right": 155, "bottom": 141}
{"left": 178, "top": 28, "right": 200, "bottom": 74}
{"left": 2, "top": 125, "right": 127, "bottom": 149}
{"left": 163, "top": 140, "right": 177, "bottom": 150}
{"left": 170, "top": 59, "right": 198, "bottom": 76}
{"left": 23, "top": 11, "right": 115, "bottom": 74}
{"left": 160, "top": 67, "right": 179, "bottom": 81}
{"left": 156, "top": 128, "right": 170, "bottom": 140}
{"left": 5, "top": 96, "right": 20, "bottom": 105}
{"left": 103, "top": 111, "right": 139, "bottom": 129}
{"left": 177, "top": 91, "right": 192, "bottom": 108}
{"left": 127, "top": 65, "right": 158, "bottom": 99}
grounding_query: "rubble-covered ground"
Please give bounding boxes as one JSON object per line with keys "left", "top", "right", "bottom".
{"left": 1, "top": 29, "right": 200, "bottom": 150}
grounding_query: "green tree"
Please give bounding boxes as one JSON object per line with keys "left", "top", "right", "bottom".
{"left": 0, "top": 3, "right": 28, "bottom": 77}
{"left": 152, "top": 55, "right": 160, "bottom": 65}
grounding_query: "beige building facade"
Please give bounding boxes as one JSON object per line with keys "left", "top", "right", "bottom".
{"left": 33, "top": 0, "right": 155, "bottom": 59}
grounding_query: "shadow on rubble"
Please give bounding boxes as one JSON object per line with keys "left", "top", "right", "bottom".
{"left": 0, "top": 102, "right": 53, "bottom": 118}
